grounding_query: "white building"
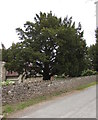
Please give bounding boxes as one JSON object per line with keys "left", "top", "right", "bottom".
{"left": 95, "top": 1, "right": 98, "bottom": 27}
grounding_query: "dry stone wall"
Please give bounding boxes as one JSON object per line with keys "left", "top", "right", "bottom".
{"left": 2, "top": 75, "right": 96, "bottom": 105}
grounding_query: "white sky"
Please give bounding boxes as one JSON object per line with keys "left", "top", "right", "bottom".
{"left": 0, "top": 0, "right": 97, "bottom": 48}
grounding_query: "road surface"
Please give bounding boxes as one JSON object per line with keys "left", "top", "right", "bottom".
{"left": 9, "top": 85, "right": 96, "bottom": 118}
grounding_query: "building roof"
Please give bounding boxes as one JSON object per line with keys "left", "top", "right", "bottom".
{"left": 6, "top": 71, "right": 19, "bottom": 77}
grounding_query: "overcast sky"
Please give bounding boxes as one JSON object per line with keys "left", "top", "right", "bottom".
{"left": 0, "top": 0, "right": 97, "bottom": 48}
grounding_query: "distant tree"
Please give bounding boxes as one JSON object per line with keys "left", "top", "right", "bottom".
{"left": 84, "top": 46, "right": 93, "bottom": 70}
{"left": 88, "top": 28, "right": 98, "bottom": 72}
{"left": 1, "top": 43, "right": 6, "bottom": 49}
{"left": 95, "top": 28, "right": 98, "bottom": 71}
{"left": 4, "top": 43, "right": 23, "bottom": 73}
{"left": 88, "top": 45, "right": 96, "bottom": 70}
{"left": 2, "top": 43, "right": 8, "bottom": 62}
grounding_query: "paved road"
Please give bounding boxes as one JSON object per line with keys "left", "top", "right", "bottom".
{"left": 9, "top": 85, "right": 96, "bottom": 118}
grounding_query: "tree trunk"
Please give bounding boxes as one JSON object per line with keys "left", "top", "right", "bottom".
{"left": 43, "top": 73, "right": 50, "bottom": 80}
{"left": 43, "top": 62, "right": 50, "bottom": 80}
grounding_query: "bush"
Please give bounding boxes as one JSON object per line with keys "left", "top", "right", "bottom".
{"left": 1, "top": 80, "right": 15, "bottom": 86}
{"left": 81, "top": 69, "right": 97, "bottom": 76}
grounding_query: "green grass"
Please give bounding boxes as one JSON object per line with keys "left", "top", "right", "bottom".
{"left": 3, "top": 81, "right": 97, "bottom": 118}
{"left": 3, "top": 92, "right": 63, "bottom": 117}
{"left": 76, "top": 81, "right": 97, "bottom": 90}
{"left": 1, "top": 80, "right": 15, "bottom": 86}
{"left": 3, "top": 96, "right": 47, "bottom": 117}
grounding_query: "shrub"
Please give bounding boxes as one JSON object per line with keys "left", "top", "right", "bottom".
{"left": 81, "top": 69, "right": 97, "bottom": 76}
{"left": 1, "top": 80, "right": 15, "bottom": 86}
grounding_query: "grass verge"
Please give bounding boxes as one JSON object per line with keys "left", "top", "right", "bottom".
{"left": 76, "top": 81, "right": 97, "bottom": 90}
{"left": 3, "top": 81, "right": 97, "bottom": 118}
{"left": 3, "top": 90, "right": 65, "bottom": 118}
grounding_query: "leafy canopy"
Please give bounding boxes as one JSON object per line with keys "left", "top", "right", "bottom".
{"left": 3, "top": 11, "right": 87, "bottom": 80}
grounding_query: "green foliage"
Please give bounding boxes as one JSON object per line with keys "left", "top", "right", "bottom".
{"left": 88, "top": 45, "right": 96, "bottom": 70}
{"left": 77, "top": 82, "right": 96, "bottom": 90}
{"left": 2, "top": 11, "right": 87, "bottom": 80}
{"left": 81, "top": 69, "right": 97, "bottom": 76}
{"left": 87, "top": 28, "right": 98, "bottom": 72}
{"left": 1, "top": 80, "right": 15, "bottom": 86}
{"left": 95, "top": 28, "right": 98, "bottom": 71}
{"left": 55, "top": 21, "right": 87, "bottom": 77}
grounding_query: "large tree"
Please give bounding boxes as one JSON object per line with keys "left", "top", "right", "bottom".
{"left": 4, "top": 12, "right": 87, "bottom": 80}
{"left": 16, "top": 12, "right": 62, "bottom": 80}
